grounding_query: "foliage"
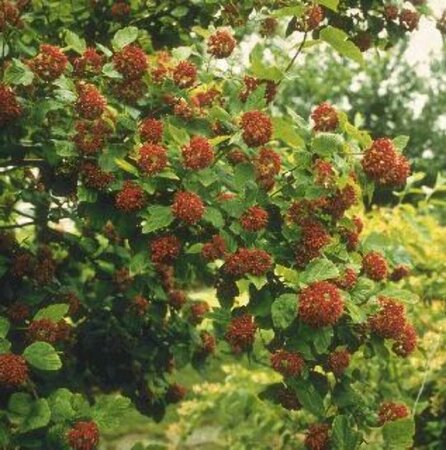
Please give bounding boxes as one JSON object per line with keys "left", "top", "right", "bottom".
{"left": 0, "top": 1, "right": 437, "bottom": 449}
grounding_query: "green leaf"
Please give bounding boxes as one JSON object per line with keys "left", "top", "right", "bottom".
{"left": 378, "top": 287, "right": 418, "bottom": 304}
{"left": 312, "top": 133, "right": 344, "bottom": 156}
{"left": 312, "top": 326, "right": 333, "bottom": 354}
{"left": 234, "top": 163, "right": 255, "bottom": 191}
{"left": 129, "top": 252, "right": 151, "bottom": 275}
{"left": 0, "top": 338, "right": 11, "bottom": 354}
{"left": 300, "top": 258, "right": 340, "bottom": 284}
{"left": 272, "top": 117, "right": 304, "bottom": 149}
{"left": 4, "top": 58, "right": 34, "bottom": 86}
{"left": 204, "top": 207, "right": 224, "bottom": 228}
{"left": 34, "top": 304, "right": 69, "bottom": 322}
{"left": 332, "top": 415, "right": 362, "bottom": 450}
{"left": 320, "top": 27, "right": 364, "bottom": 65}
{"left": 112, "top": 26, "right": 139, "bottom": 51}
{"left": 23, "top": 342, "right": 62, "bottom": 371}
{"left": 48, "top": 389, "right": 76, "bottom": 423}
{"left": 0, "top": 317, "right": 10, "bottom": 339}
{"left": 290, "top": 379, "right": 325, "bottom": 417}
{"left": 167, "top": 123, "right": 189, "bottom": 145}
{"left": 91, "top": 395, "right": 131, "bottom": 431}
{"left": 102, "top": 62, "right": 123, "bottom": 79}
{"left": 271, "top": 294, "right": 296, "bottom": 329}
{"left": 393, "top": 135, "right": 410, "bottom": 152}
{"left": 8, "top": 394, "right": 51, "bottom": 433}
{"left": 115, "top": 158, "right": 139, "bottom": 176}
{"left": 250, "top": 44, "right": 283, "bottom": 82}
{"left": 171, "top": 5, "right": 188, "bottom": 18}
{"left": 317, "top": 0, "right": 339, "bottom": 12}
{"left": 382, "top": 418, "right": 415, "bottom": 449}
{"left": 64, "top": 30, "right": 86, "bottom": 54}
{"left": 272, "top": 6, "right": 304, "bottom": 17}
{"left": 142, "top": 205, "right": 174, "bottom": 233}
{"left": 186, "top": 243, "right": 204, "bottom": 254}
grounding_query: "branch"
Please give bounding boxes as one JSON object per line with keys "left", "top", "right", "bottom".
{"left": 0, "top": 159, "right": 46, "bottom": 168}
{"left": 281, "top": 31, "right": 308, "bottom": 81}
{"left": 0, "top": 221, "right": 35, "bottom": 230}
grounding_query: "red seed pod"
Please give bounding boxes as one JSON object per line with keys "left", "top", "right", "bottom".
{"left": 240, "top": 206, "right": 269, "bottom": 232}
{"left": 0, "top": 83, "right": 22, "bottom": 126}
{"left": 354, "top": 31, "right": 373, "bottom": 52}
{"left": 7, "top": 302, "right": 30, "bottom": 323}
{"left": 113, "top": 44, "right": 148, "bottom": 80}
{"left": 171, "top": 191, "right": 205, "bottom": 225}
{"left": 202, "top": 234, "right": 227, "bottom": 261}
{"left": 73, "top": 119, "right": 111, "bottom": 155}
{"left": 130, "top": 295, "right": 150, "bottom": 316}
{"left": 311, "top": 102, "right": 338, "bottom": 132}
{"left": 72, "top": 48, "right": 104, "bottom": 77}
{"left": 75, "top": 83, "right": 107, "bottom": 120}
{"left": 111, "top": 1, "right": 130, "bottom": 19}
{"left": 304, "top": 423, "right": 330, "bottom": 450}
{"left": 362, "top": 251, "right": 388, "bottom": 281}
{"left": 326, "top": 349, "right": 351, "bottom": 376}
{"left": 399, "top": 9, "right": 419, "bottom": 31}
{"left": 81, "top": 162, "right": 114, "bottom": 191}
{"left": 138, "top": 143, "right": 168, "bottom": 175}
{"left": 0, "top": 1, "right": 20, "bottom": 31}
{"left": 166, "top": 383, "right": 187, "bottom": 403}
{"left": 10, "top": 251, "right": 34, "bottom": 278}
{"left": 150, "top": 235, "right": 181, "bottom": 265}
{"left": 288, "top": 199, "right": 326, "bottom": 225}
{"left": 270, "top": 350, "right": 304, "bottom": 377}
{"left": 334, "top": 268, "right": 358, "bottom": 290}
{"left": 314, "top": 159, "right": 335, "bottom": 187}
{"left": 260, "top": 17, "right": 278, "bottom": 37}
{"left": 277, "top": 386, "right": 301, "bottom": 410}
{"left": 113, "top": 78, "right": 147, "bottom": 103}
{"left": 168, "top": 289, "right": 187, "bottom": 310}
{"left": 298, "top": 281, "right": 344, "bottom": 328}
{"left": 27, "top": 319, "right": 70, "bottom": 344}
{"left": 239, "top": 76, "right": 277, "bottom": 104}
{"left": 369, "top": 296, "right": 406, "bottom": 339}
{"left": 182, "top": 136, "right": 215, "bottom": 170}
{"left": 67, "top": 421, "right": 100, "bottom": 450}
{"left": 392, "top": 322, "right": 417, "bottom": 357}
{"left": 301, "top": 220, "right": 330, "bottom": 252}
{"left": 378, "top": 401, "right": 409, "bottom": 425}
{"left": 254, "top": 147, "right": 281, "bottom": 191}
{"left": 189, "top": 301, "right": 210, "bottom": 325}
{"left": 33, "top": 246, "right": 56, "bottom": 285}
{"left": 173, "top": 98, "right": 194, "bottom": 120}
{"left": 29, "top": 44, "right": 68, "bottom": 81}
{"left": 390, "top": 265, "right": 410, "bottom": 282}
{"left": 297, "top": 5, "right": 325, "bottom": 31}
{"left": 139, "top": 117, "right": 163, "bottom": 143}
{"left": 191, "top": 88, "right": 220, "bottom": 109}
{"left": 115, "top": 181, "right": 145, "bottom": 212}
{"left": 241, "top": 110, "right": 273, "bottom": 147}
{"left": 223, "top": 248, "right": 272, "bottom": 277}
{"left": 0, "top": 353, "right": 28, "bottom": 388}
{"left": 173, "top": 60, "right": 197, "bottom": 88}
{"left": 227, "top": 149, "right": 249, "bottom": 165}
{"left": 225, "top": 313, "right": 257, "bottom": 353}
{"left": 198, "top": 330, "right": 216, "bottom": 356}
{"left": 207, "top": 29, "right": 236, "bottom": 58}
{"left": 384, "top": 5, "right": 399, "bottom": 21}
{"left": 324, "top": 184, "right": 357, "bottom": 220}
{"left": 114, "top": 267, "right": 133, "bottom": 291}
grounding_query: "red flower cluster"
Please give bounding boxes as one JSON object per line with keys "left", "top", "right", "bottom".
{"left": 334, "top": 268, "right": 358, "bottom": 290}
{"left": 227, "top": 149, "right": 249, "bottom": 165}
{"left": 81, "top": 162, "right": 114, "bottom": 191}
{"left": 171, "top": 191, "right": 205, "bottom": 224}
{"left": 113, "top": 78, "right": 146, "bottom": 104}
{"left": 191, "top": 88, "right": 220, "bottom": 109}
{"left": 199, "top": 330, "right": 216, "bottom": 356}
{"left": 295, "top": 220, "right": 330, "bottom": 268}
{"left": 384, "top": 5, "right": 399, "bottom": 21}
{"left": 75, "top": 83, "right": 107, "bottom": 120}
{"left": 288, "top": 199, "right": 325, "bottom": 225}
{"left": 240, "top": 206, "right": 269, "bottom": 232}
{"left": 354, "top": 32, "right": 373, "bottom": 52}
{"left": 260, "top": 17, "right": 278, "bottom": 37}
{"left": 202, "top": 234, "right": 227, "bottom": 261}
{"left": 277, "top": 386, "right": 301, "bottom": 410}
{"left": 29, "top": 44, "right": 68, "bottom": 81}
{"left": 327, "top": 349, "right": 350, "bottom": 376}
{"left": 298, "top": 281, "right": 344, "bottom": 328}
{"left": 392, "top": 322, "right": 417, "bottom": 357}
{"left": 241, "top": 110, "right": 273, "bottom": 147}
{"left": 7, "top": 302, "right": 30, "bottom": 323}
{"left": 168, "top": 289, "right": 187, "bottom": 310}
{"left": 341, "top": 216, "right": 363, "bottom": 251}
{"left": 182, "top": 136, "right": 215, "bottom": 170}
{"left": 225, "top": 313, "right": 257, "bottom": 353}
{"left": 239, "top": 76, "right": 277, "bottom": 103}
{"left": 207, "top": 29, "right": 236, "bottom": 58}
{"left": 111, "top": 1, "right": 130, "bottom": 18}
{"left": 138, "top": 143, "right": 168, "bottom": 175}
{"left": 113, "top": 44, "right": 148, "bottom": 80}
{"left": 114, "top": 267, "right": 133, "bottom": 291}
{"left": 254, "top": 147, "right": 281, "bottom": 190}
{"left": 311, "top": 102, "right": 338, "bottom": 132}
{"left": 224, "top": 248, "right": 272, "bottom": 277}
{"left": 115, "top": 181, "right": 145, "bottom": 212}
{"left": 0, "top": 1, "right": 20, "bottom": 31}
{"left": 314, "top": 159, "right": 335, "bottom": 187}
{"left": 324, "top": 184, "right": 357, "bottom": 220}
{"left": 304, "top": 423, "right": 330, "bottom": 450}
{"left": 130, "top": 295, "right": 150, "bottom": 316}
{"left": 0, "top": 353, "right": 28, "bottom": 388}
{"left": 362, "top": 138, "right": 410, "bottom": 186}
{"left": 378, "top": 401, "right": 409, "bottom": 425}
{"left": 150, "top": 235, "right": 181, "bottom": 264}
{"left": 67, "top": 421, "right": 100, "bottom": 450}
{"left": 166, "top": 383, "right": 187, "bottom": 403}
{"left": 400, "top": 9, "right": 419, "bottom": 31}
{"left": 189, "top": 301, "right": 210, "bottom": 325}
{"left": 173, "top": 98, "right": 194, "bottom": 120}
{"left": 270, "top": 350, "right": 304, "bottom": 377}
{"left": 362, "top": 251, "right": 388, "bottom": 281}
{"left": 139, "top": 117, "right": 163, "bottom": 143}
{"left": 173, "top": 60, "right": 197, "bottom": 88}
{"left": 73, "top": 48, "right": 104, "bottom": 77}
{"left": 369, "top": 297, "right": 406, "bottom": 339}
{"left": 27, "top": 319, "right": 70, "bottom": 344}
{"left": 0, "top": 83, "right": 22, "bottom": 126}
{"left": 33, "top": 246, "right": 56, "bottom": 285}
{"left": 390, "top": 265, "right": 410, "bottom": 282}
{"left": 73, "top": 119, "right": 111, "bottom": 154}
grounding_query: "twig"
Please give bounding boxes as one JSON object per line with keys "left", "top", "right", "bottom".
{"left": 280, "top": 31, "right": 308, "bottom": 83}
{"left": 0, "top": 221, "right": 35, "bottom": 230}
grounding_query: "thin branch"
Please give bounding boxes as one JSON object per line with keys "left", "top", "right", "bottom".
{"left": 280, "top": 31, "right": 308, "bottom": 82}
{"left": 0, "top": 158, "right": 46, "bottom": 168}
{"left": 0, "top": 221, "right": 35, "bottom": 230}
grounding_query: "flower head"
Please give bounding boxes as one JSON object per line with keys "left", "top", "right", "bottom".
{"left": 378, "top": 401, "right": 409, "bottom": 425}
{"left": 225, "top": 313, "right": 257, "bottom": 353}
{"left": 311, "top": 102, "right": 338, "bottom": 132}
{"left": 0, "top": 353, "right": 28, "bottom": 388}
{"left": 67, "top": 421, "right": 100, "bottom": 450}
{"left": 113, "top": 44, "right": 148, "bottom": 80}
{"left": 138, "top": 143, "right": 168, "bottom": 175}
{"left": 362, "top": 251, "right": 388, "bottom": 281}
{"left": 139, "top": 117, "right": 163, "bottom": 143}
{"left": 115, "top": 181, "right": 145, "bottom": 212}
{"left": 182, "top": 136, "right": 215, "bottom": 170}
{"left": 171, "top": 191, "right": 205, "bottom": 224}
{"left": 271, "top": 350, "right": 304, "bottom": 377}
{"left": 150, "top": 235, "right": 181, "bottom": 265}
{"left": 29, "top": 44, "right": 68, "bottom": 81}
{"left": 0, "top": 83, "right": 22, "bottom": 126}
{"left": 240, "top": 206, "right": 269, "bottom": 232}
{"left": 241, "top": 111, "right": 273, "bottom": 147}
{"left": 207, "top": 29, "right": 236, "bottom": 58}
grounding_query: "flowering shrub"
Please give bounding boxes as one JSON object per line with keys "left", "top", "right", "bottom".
{"left": 0, "top": 1, "right": 432, "bottom": 448}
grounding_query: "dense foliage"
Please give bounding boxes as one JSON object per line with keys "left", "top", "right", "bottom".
{"left": 0, "top": 1, "right": 440, "bottom": 449}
